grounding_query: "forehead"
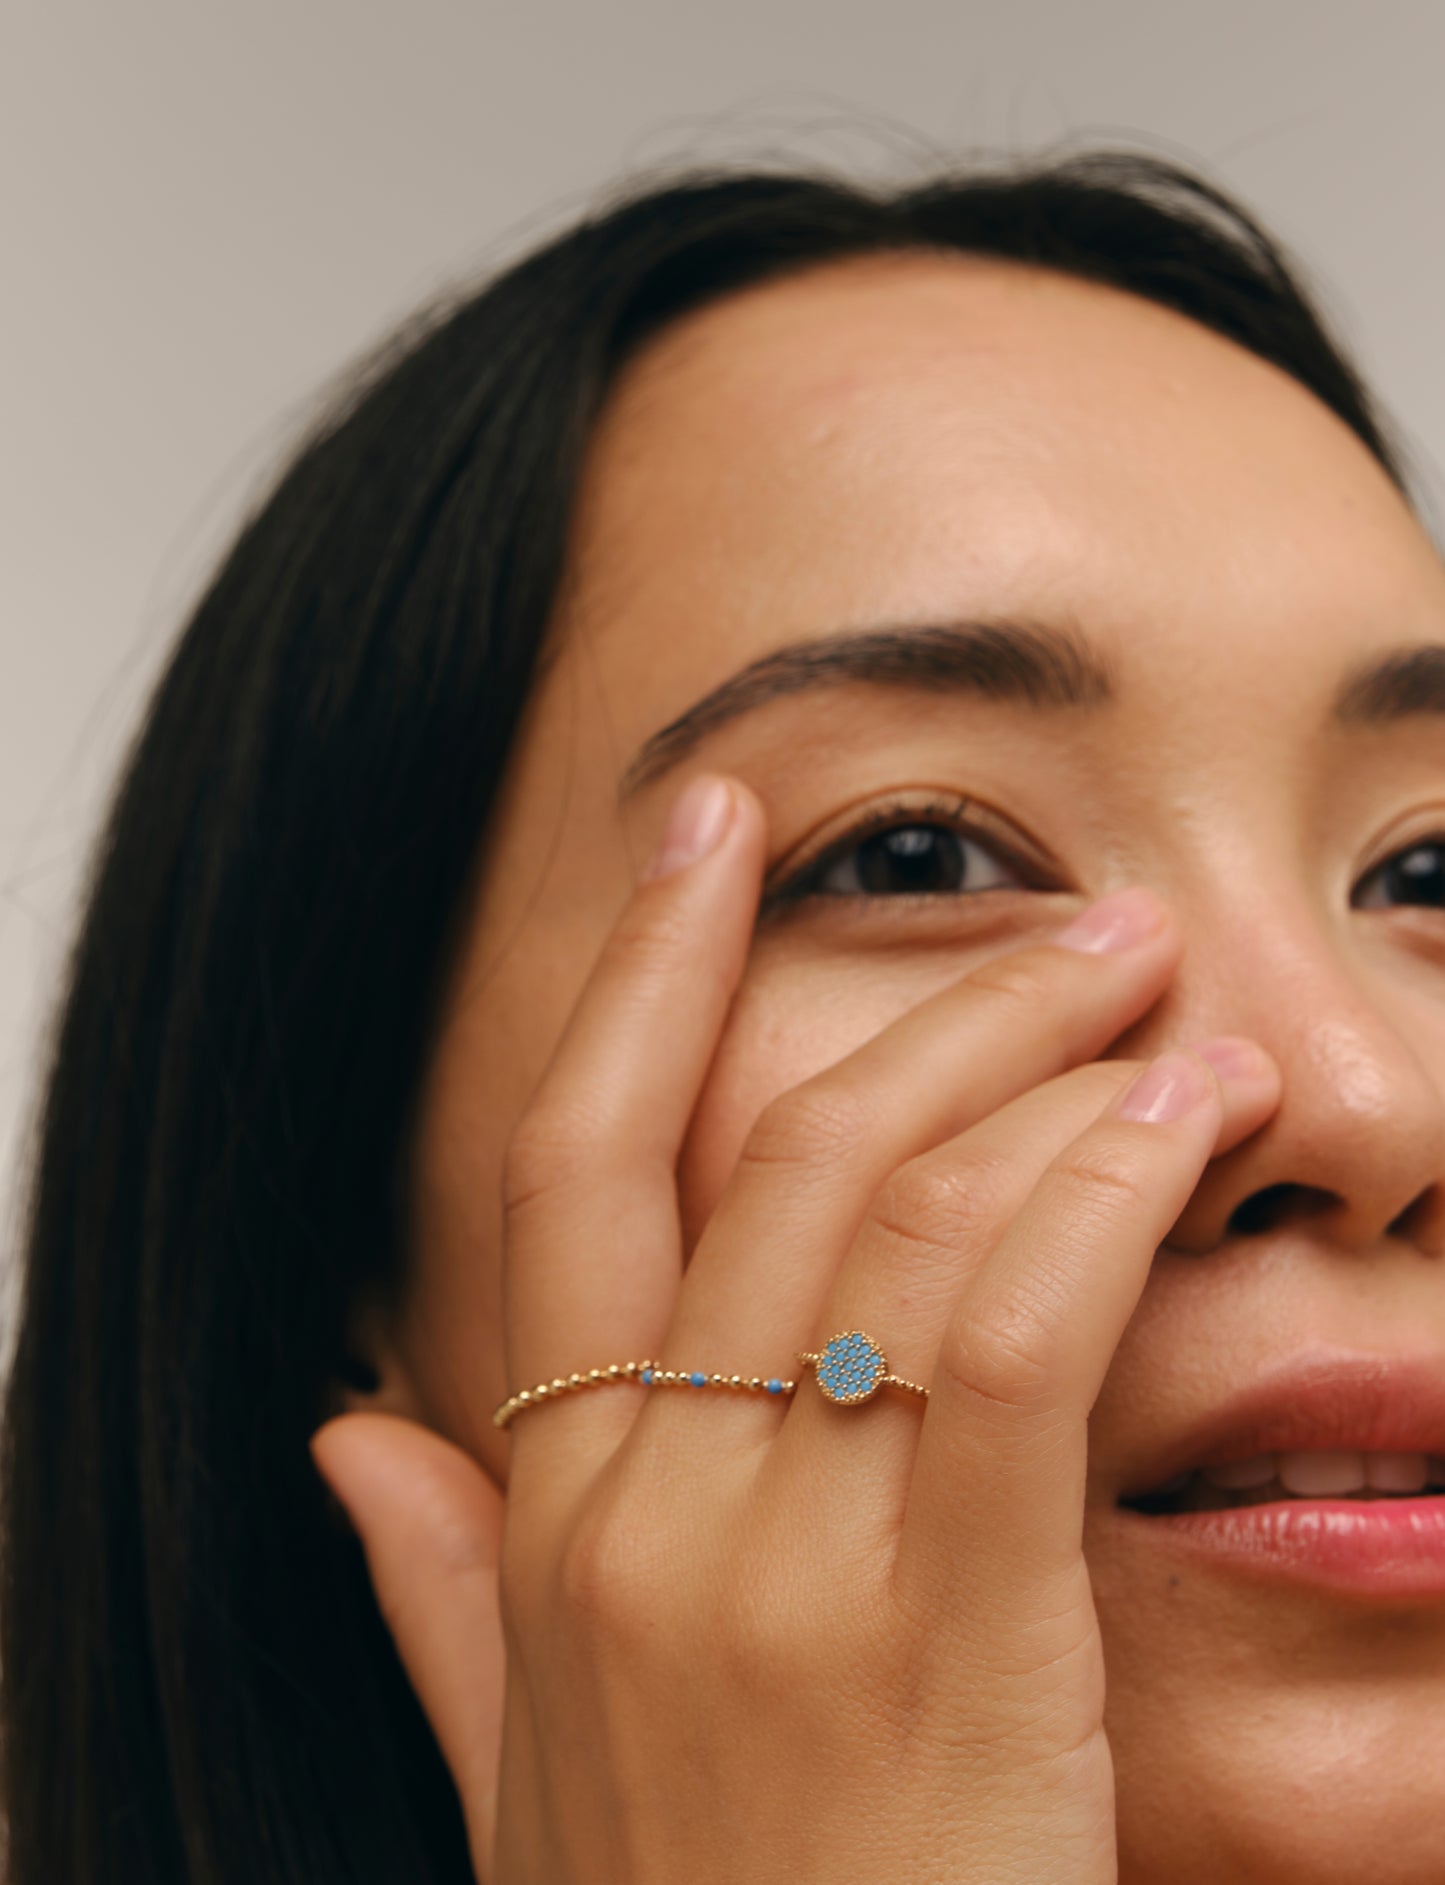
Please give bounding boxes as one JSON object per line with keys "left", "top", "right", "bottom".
{"left": 560, "top": 252, "right": 1439, "bottom": 729}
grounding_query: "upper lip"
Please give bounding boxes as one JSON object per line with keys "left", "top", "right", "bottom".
{"left": 1116, "top": 1349, "right": 1445, "bottom": 1501}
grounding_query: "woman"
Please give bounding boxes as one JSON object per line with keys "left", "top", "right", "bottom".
{"left": 4, "top": 149, "right": 1444, "bottom": 1883}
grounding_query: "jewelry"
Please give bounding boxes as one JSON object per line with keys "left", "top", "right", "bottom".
{"left": 493, "top": 1360, "right": 797, "bottom": 1429}
{"left": 492, "top": 1328, "right": 926, "bottom": 1429}
{"left": 796, "top": 1330, "right": 929, "bottom": 1406}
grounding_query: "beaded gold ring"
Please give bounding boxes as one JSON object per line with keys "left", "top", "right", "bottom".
{"left": 493, "top": 1328, "right": 926, "bottom": 1429}
{"left": 493, "top": 1360, "right": 796, "bottom": 1429}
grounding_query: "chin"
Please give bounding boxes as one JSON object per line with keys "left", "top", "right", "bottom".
{"left": 1119, "top": 1770, "right": 1445, "bottom": 1885}
{"left": 1108, "top": 1627, "right": 1445, "bottom": 1883}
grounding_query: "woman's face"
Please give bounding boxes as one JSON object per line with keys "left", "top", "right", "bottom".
{"left": 384, "top": 254, "right": 1445, "bottom": 1880}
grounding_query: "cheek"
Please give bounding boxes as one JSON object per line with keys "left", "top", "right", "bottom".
{"left": 675, "top": 951, "right": 957, "bottom": 1250}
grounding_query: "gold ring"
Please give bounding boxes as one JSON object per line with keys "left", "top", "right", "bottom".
{"left": 796, "top": 1330, "right": 928, "bottom": 1406}
{"left": 493, "top": 1360, "right": 797, "bottom": 1429}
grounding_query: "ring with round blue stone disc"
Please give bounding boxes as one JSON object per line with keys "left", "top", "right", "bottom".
{"left": 814, "top": 1330, "right": 887, "bottom": 1404}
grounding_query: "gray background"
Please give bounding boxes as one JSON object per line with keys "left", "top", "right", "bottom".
{"left": 4, "top": 0, "right": 1444, "bottom": 1303}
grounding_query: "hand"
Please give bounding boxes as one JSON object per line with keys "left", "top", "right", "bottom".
{"left": 312, "top": 774, "right": 1280, "bottom": 1883}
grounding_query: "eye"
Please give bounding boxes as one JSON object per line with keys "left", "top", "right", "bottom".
{"left": 1354, "top": 837, "right": 1445, "bottom": 910}
{"left": 762, "top": 796, "right": 1051, "bottom": 914}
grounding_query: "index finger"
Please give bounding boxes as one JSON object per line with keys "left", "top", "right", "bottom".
{"left": 498, "top": 774, "right": 765, "bottom": 1452}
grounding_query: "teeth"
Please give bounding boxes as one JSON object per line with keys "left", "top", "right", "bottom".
{"left": 1202, "top": 1455, "right": 1279, "bottom": 1489}
{"left": 1197, "top": 1451, "right": 1445, "bottom": 1498}
{"left": 1366, "top": 1452, "right": 1430, "bottom": 1494}
{"left": 1277, "top": 1451, "right": 1366, "bottom": 1496}
{"left": 1136, "top": 1451, "right": 1445, "bottom": 1513}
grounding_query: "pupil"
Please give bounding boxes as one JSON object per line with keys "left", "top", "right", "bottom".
{"left": 855, "top": 826, "right": 965, "bottom": 894}
{"left": 1385, "top": 844, "right": 1445, "bottom": 907}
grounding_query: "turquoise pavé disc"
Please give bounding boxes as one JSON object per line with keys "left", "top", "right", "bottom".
{"left": 815, "top": 1331, "right": 887, "bottom": 1404}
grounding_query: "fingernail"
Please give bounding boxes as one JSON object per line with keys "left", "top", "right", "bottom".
{"left": 1053, "top": 887, "right": 1166, "bottom": 955}
{"left": 1189, "top": 1036, "right": 1270, "bottom": 1083}
{"left": 1116, "top": 1050, "right": 1214, "bottom": 1124}
{"left": 644, "top": 776, "right": 734, "bottom": 880}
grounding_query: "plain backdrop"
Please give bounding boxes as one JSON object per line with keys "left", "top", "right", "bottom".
{"left": 4, "top": 0, "right": 1444, "bottom": 1310}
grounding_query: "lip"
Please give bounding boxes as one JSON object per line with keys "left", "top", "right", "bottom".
{"left": 1112, "top": 1497, "right": 1445, "bottom": 1597}
{"left": 1111, "top": 1349, "right": 1445, "bottom": 1597}
{"left": 1119, "top": 1350, "right": 1445, "bottom": 1492}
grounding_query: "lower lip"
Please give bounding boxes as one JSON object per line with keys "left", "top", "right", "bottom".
{"left": 1116, "top": 1496, "right": 1445, "bottom": 1597}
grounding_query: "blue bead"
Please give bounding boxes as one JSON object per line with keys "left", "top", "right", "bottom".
{"left": 766, "top": 1377, "right": 782, "bottom": 1393}
{"left": 689, "top": 1371, "right": 706, "bottom": 1386}
{"left": 641, "top": 1367, "right": 653, "bottom": 1383}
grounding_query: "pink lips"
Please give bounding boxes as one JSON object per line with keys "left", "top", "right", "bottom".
{"left": 1113, "top": 1351, "right": 1445, "bottom": 1597}
{"left": 1118, "top": 1497, "right": 1445, "bottom": 1597}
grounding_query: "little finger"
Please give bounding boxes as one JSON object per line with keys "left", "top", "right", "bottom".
{"left": 772, "top": 1039, "right": 1278, "bottom": 1513}
{"left": 899, "top": 1045, "right": 1276, "bottom": 1607}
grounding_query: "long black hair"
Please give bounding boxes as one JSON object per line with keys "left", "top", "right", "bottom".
{"left": 0, "top": 151, "right": 1409, "bottom": 1884}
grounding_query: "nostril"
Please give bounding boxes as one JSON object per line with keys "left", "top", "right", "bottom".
{"left": 1227, "top": 1182, "right": 1337, "bottom": 1237}
{"left": 1388, "top": 1185, "right": 1444, "bottom": 1251}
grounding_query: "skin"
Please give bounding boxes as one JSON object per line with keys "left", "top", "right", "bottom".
{"left": 318, "top": 254, "right": 1445, "bottom": 1881}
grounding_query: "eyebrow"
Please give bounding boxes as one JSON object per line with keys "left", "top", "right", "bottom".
{"left": 618, "top": 620, "right": 1115, "bottom": 797}
{"left": 1332, "top": 643, "right": 1445, "bottom": 727}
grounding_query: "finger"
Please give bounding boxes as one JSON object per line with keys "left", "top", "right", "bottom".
{"left": 898, "top": 1047, "right": 1250, "bottom": 1612}
{"left": 664, "top": 887, "right": 1178, "bottom": 1380}
{"left": 772, "top": 1037, "right": 1279, "bottom": 1514}
{"left": 310, "top": 1413, "right": 507, "bottom": 1875}
{"left": 499, "top": 774, "right": 765, "bottom": 1462}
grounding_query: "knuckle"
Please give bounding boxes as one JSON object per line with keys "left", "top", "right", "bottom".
{"left": 501, "top": 1105, "right": 591, "bottom": 1213}
{"left": 553, "top": 1498, "right": 673, "bottom": 1644}
{"left": 869, "top": 1158, "right": 1000, "bottom": 1266}
{"left": 738, "top": 1078, "right": 876, "bottom": 1175}
{"left": 963, "top": 953, "right": 1059, "bottom": 1022}
{"left": 607, "top": 898, "right": 700, "bottom": 983}
{"left": 604, "top": 894, "right": 740, "bottom": 1019}
{"left": 1049, "top": 1141, "right": 1153, "bottom": 1218}
{"left": 938, "top": 1303, "right": 1055, "bottom": 1415}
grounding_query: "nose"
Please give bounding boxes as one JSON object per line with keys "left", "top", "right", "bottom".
{"left": 1108, "top": 893, "right": 1445, "bottom": 1258}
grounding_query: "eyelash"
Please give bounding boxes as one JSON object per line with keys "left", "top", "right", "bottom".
{"left": 760, "top": 795, "right": 1055, "bottom": 916}
{"left": 759, "top": 801, "right": 1445, "bottom": 919}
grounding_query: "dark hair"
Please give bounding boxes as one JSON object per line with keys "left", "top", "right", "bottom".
{"left": 0, "top": 150, "right": 1409, "bottom": 1884}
